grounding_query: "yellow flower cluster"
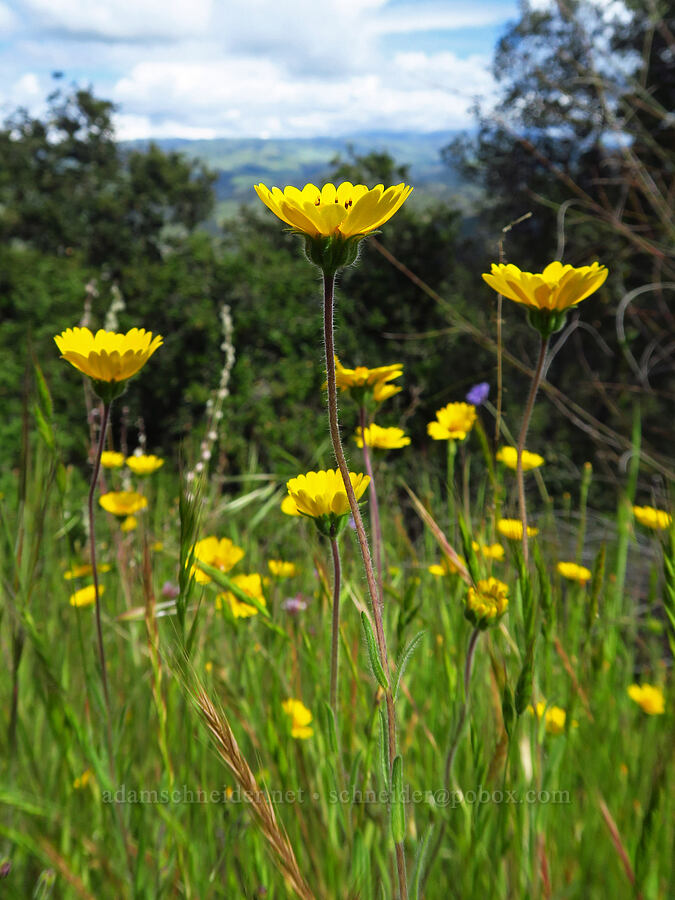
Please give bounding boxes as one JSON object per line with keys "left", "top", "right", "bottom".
{"left": 54, "top": 327, "right": 163, "bottom": 383}
{"left": 472, "top": 541, "right": 504, "bottom": 561}
{"left": 101, "top": 451, "right": 125, "bottom": 469}
{"left": 216, "top": 574, "right": 266, "bottom": 619}
{"left": 427, "top": 402, "right": 476, "bottom": 442}
{"left": 126, "top": 454, "right": 164, "bottom": 475}
{"left": 268, "top": 559, "right": 300, "bottom": 578}
{"left": 627, "top": 683, "right": 664, "bottom": 715}
{"left": 632, "top": 506, "right": 672, "bottom": 531}
{"left": 465, "top": 577, "right": 509, "bottom": 627}
{"left": 496, "top": 446, "right": 545, "bottom": 471}
{"left": 557, "top": 561, "right": 591, "bottom": 585}
{"left": 482, "top": 261, "right": 608, "bottom": 312}
{"left": 69, "top": 584, "right": 103, "bottom": 608}
{"left": 286, "top": 470, "right": 369, "bottom": 519}
{"left": 282, "top": 698, "right": 314, "bottom": 739}
{"left": 99, "top": 491, "right": 148, "bottom": 517}
{"left": 497, "top": 518, "right": 539, "bottom": 541}
{"left": 335, "top": 357, "right": 403, "bottom": 405}
{"left": 530, "top": 702, "right": 569, "bottom": 736}
{"left": 192, "top": 536, "right": 245, "bottom": 585}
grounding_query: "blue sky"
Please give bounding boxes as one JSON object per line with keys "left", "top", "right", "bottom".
{"left": 1, "top": 0, "right": 522, "bottom": 139}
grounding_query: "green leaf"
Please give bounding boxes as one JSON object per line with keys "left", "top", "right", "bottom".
{"left": 393, "top": 630, "right": 425, "bottom": 701}
{"left": 361, "top": 611, "right": 389, "bottom": 690}
{"left": 390, "top": 755, "right": 405, "bottom": 844}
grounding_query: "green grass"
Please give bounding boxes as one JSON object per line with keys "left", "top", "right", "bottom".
{"left": 0, "top": 352, "right": 673, "bottom": 900}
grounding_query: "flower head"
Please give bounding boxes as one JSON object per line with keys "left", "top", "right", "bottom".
{"left": 281, "top": 495, "right": 302, "bottom": 517}
{"left": 54, "top": 327, "right": 162, "bottom": 399}
{"left": 335, "top": 357, "right": 403, "bottom": 405}
{"left": 530, "top": 702, "right": 569, "bottom": 735}
{"left": 126, "top": 454, "right": 164, "bottom": 476}
{"left": 101, "top": 451, "right": 125, "bottom": 469}
{"left": 482, "top": 262, "right": 608, "bottom": 312}
{"left": 268, "top": 559, "right": 300, "bottom": 578}
{"left": 428, "top": 557, "right": 465, "bottom": 577}
{"left": 355, "top": 424, "right": 410, "bottom": 450}
{"left": 632, "top": 506, "right": 672, "bottom": 531}
{"left": 286, "top": 469, "right": 370, "bottom": 536}
{"left": 255, "top": 182, "right": 412, "bottom": 240}
{"left": 64, "top": 563, "right": 110, "bottom": 580}
{"left": 192, "top": 536, "right": 245, "bottom": 585}
{"left": 282, "top": 594, "right": 308, "bottom": 614}
{"left": 465, "top": 577, "right": 509, "bottom": 628}
{"left": 282, "top": 698, "right": 314, "bottom": 740}
{"left": 627, "top": 683, "right": 665, "bottom": 715}
{"left": 99, "top": 491, "right": 148, "bottom": 517}
{"left": 472, "top": 541, "right": 505, "bottom": 561}
{"left": 427, "top": 402, "right": 477, "bottom": 442}
{"left": 497, "top": 518, "right": 539, "bottom": 541}
{"left": 465, "top": 382, "right": 490, "bottom": 406}
{"left": 69, "top": 584, "right": 103, "bottom": 608}
{"left": 120, "top": 515, "right": 137, "bottom": 533}
{"left": 216, "top": 573, "right": 266, "bottom": 619}
{"left": 496, "top": 446, "right": 545, "bottom": 471}
{"left": 557, "top": 561, "right": 592, "bottom": 585}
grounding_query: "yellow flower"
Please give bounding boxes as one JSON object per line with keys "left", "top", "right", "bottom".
{"left": 120, "top": 516, "right": 137, "bottom": 533}
{"left": 268, "top": 559, "right": 300, "bottom": 578}
{"left": 427, "top": 402, "right": 477, "bottom": 441}
{"left": 281, "top": 495, "right": 302, "bottom": 516}
{"left": 254, "top": 182, "right": 412, "bottom": 240}
{"left": 465, "top": 577, "right": 509, "bottom": 627}
{"left": 54, "top": 327, "right": 163, "bottom": 383}
{"left": 632, "top": 506, "right": 672, "bottom": 531}
{"left": 216, "top": 574, "right": 266, "bottom": 619}
{"left": 126, "top": 454, "right": 164, "bottom": 475}
{"left": 472, "top": 541, "right": 505, "bottom": 561}
{"left": 335, "top": 357, "right": 403, "bottom": 395}
{"left": 355, "top": 424, "right": 410, "bottom": 450}
{"left": 497, "top": 518, "right": 539, "bottom": 540}
{"left": 63, "top": 563, "right": 111, "bottom": 580}
{"left": 282, "top": 698, "right": 314, "bottom": 740}
{"left": 69, "top": 584, "right": 103, "bottom": 608}
{"left": 530, "top": 702, "right": 569, "bottom": 735}
{"left": 101, "top": 451, "right": 125, "bottom": 469}
{"left": 99, "top": 491, "right": 148, "bottom": 517}
{"left": 482, "top": 261, "right": 608, "bottom": 312}
{"left": 73, "top": 769, "right": 93, "bottom": 790}
{"left": 496, "top": 446, "right": 545, "bottom": 471}
{"left": 428, "top": 557, "right": 465, "bottom": 577}
{"left": 557, "top": 561, "right": 592, "bottom": 585}
{"left": 627, "top": 683, "right": 665, "bottom": 715}
{"left": 192, "top": 536, "right": 245, "bottom": 585}
{"left": 286, "top": 469, "right": 370, "bottom": 519}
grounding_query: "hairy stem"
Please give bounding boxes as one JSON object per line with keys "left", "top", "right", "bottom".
{"left": 329, "top": 535, "right": 342, "bottom": 717}
{"left": 359, "top": 405, "right": 383, "bottom": 604}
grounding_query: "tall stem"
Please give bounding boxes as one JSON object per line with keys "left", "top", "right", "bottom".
{"left": 329, "top": 535, "right": 342, "bottom": 717}
{"left": 358, "top": 405, "right": 383, "bottom": 604}
{"left": 322, "top": 271, "right": 407, "bottom": 900}
{"left": 516, "top": 337, "right": 549, "bottom": 565}
{"left": 89, "top": 401, "right": 112, "bottom": 713}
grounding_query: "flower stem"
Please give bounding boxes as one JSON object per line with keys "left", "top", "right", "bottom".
{"left": 516, "top": 336, "right": 549, "bottom": 565}
{"left": 329, "top": 535, "right": 342, "bottom": 717}
{"left": 358, "top": 405, "right": 383, "bottom": 604}
{"left": 446, "top": 439, "right": 457, "bottom": 539}
{"left": 89, "top": 401, "right": 112, "bottom": 715}
{"left": 322, "top": 271, "right": 407, "bottom": 900}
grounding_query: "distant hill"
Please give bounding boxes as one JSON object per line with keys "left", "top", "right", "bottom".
{"left": 123, "top": 131, "right": 474, "bottom": 221}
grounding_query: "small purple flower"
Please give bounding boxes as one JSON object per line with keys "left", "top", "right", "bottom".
{"left": 282, "top": 594, "right": 308, "bottom": 614}
{"left": 161, "top": 581, "right": 180, "bottom": 600}
{"left": 466, "top": 382, "right": 490, "bottom": 406}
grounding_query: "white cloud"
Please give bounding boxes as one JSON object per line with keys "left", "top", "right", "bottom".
{"left": 0, "top": 2, "right": 17, "bottom": 31}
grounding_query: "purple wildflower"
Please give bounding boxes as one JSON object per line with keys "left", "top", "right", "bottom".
{"left": 466, "top": 382, "right": 490, "bottom": 406}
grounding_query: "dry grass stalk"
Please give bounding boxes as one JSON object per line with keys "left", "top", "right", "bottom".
{"left": 191, "top": 683, "right": 315, "bottom": 900}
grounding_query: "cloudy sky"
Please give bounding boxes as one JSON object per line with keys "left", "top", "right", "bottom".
{"left": 1, "top": 0, "right": 520, "bottom": 139}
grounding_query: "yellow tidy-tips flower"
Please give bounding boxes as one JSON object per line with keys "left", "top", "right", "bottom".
{"left": 286, "top": 469, "right": 370, "bottom": 536}
{"left": 126, "top": 454, "right": 164, "bottom": 476}
{"left": 99, "top": 491, "right": 148, "bottom": 517}
{"left": 465, "top": 577, "right": 509, "bottom": 628}
{"left": 63, "top": 563, "right": 111, "bottom": 580}
{"left": 100, "top": 451, "right": 125, "bottom": 469}
{"left": 427, "top": 402, "right": 477, "bottom": 442}
{"left": 497, "top": 518, "right": 539, "bottom": 540}
{"left": 529, "top": 702, "right": 569, "bottom": 736}
{"left": 120, "top": 516, "right": 137, "bottom": 533}
{"left": 632, "top": 505, "right": 672, "bottom": 531}
{"left": 69, "top": 584, "right": 103, "bottom": 608}
{"left": 627, "top": 683, "right": 665, "bottom": 715}
{"left": 54, "top": 327, "right": 163, "bottom": 401}
{"left": 216, "top": 573, "right": 267, "bottom": 619}
{"left": 496, "top": 446, "right": 545, "bottom": 471}
{"left": 472, "top": 541, "right": 505, "bottom": 561}
{"left": 334, "top": 357, "right": 403, "bottom": 405}
{"left": 268, "top": 559, "right": 300, "bottom": 578}
{"left": 354, "top": 423, "right": 411, "bottom": 450}
{"left": 255, "top": 182, "right": 412, "bottom": 240}
{"left": 482, "top": 261, "right": 608, "bottom": 337}
{"left": 192, "top": 536, "right": 245, "bottom": 585}
{"left": 557, "top": 561, "right": 592, "bottom": 585}
{"left": 281, "top": 698, "right": 314, "bottom": 740}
